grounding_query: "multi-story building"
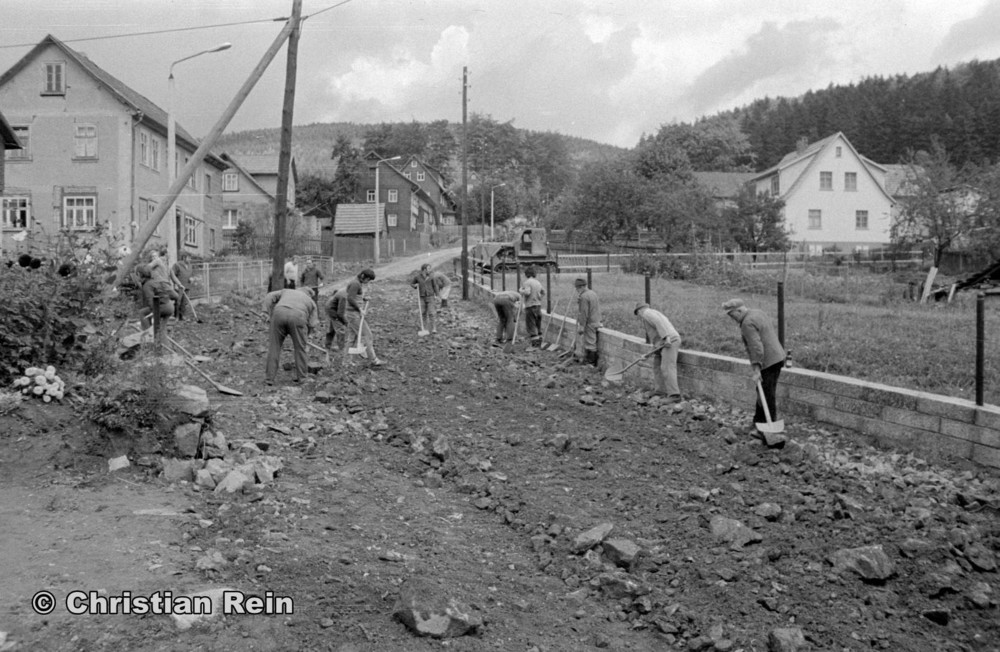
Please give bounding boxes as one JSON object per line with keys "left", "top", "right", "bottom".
{"left": 0, "top": 34, "right": 228, "bottom": 259}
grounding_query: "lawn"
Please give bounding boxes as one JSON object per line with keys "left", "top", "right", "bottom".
{"left": 485, "top": 266, "right": 1000, "bottom": 407}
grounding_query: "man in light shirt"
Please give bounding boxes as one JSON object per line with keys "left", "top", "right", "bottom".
{"left": 634, "top": 302, "right": 682, "bottom": 402}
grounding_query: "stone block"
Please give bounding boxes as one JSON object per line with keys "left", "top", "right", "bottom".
{"left": 173, "top": 422, "right": 202, "bottom": 457}
{"left": 832, "top": 395, "right": 883, "bottom": 419}
{"left": 940, "top": 419, "right": 994, "bottom": 445}
{"left": 393, "top": 579, "right": 482, "bottom": 639}
{"left": 814, "top": 375, "right": 867, "bottom": 399}
{"left": 974, "top": 405, "right": 1000, "bottom": 431}
{"left": 972, "top": 443, "right": 1000, "bottom": 469}
{"left": 787, "top": 385, "right": 835, "bottom": 408}
{"left": 162, "top": 458, "right": 196, "bottom": 482}
{"left": 881, "top": 406, "right": 940, "bottom": 433}
{"left": 858, "top": 385, "right": 919, "bottom": 410}
{"left": 916, "top": 396, "right": 976, "bottom": 424}
{"left": 812, "top": 406, "right": 863, "bottom": 432}
{"left": 169, "top": 384, "right": 211, "bottom": 418}
{"left": 779, "top": 369, "right": 816, "bottom": 389}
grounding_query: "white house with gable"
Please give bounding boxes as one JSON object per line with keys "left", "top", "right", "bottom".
{"left": 747, "top": 132, "right": 895, "bottom": 254}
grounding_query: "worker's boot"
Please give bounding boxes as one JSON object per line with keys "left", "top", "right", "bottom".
{"left": 586, "top": 350, "right": 599, "bottom": 367}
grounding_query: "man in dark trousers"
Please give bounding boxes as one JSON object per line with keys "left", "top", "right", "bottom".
{"left": 172, "top": 252, "right": 194, "bottom": 321}
{"left": 492, "top": 290, "right": 521, "bottom": 346}
{"left": 263, "top": 288, "right": 319, "bottom": 385}
{"left": 324, "top": 287, "right": 348, "bottom": 352}
{"left": 723, "top": 298, "right": 786, "bottom": 432}
{"left": 575, "top": 278, "right": 601, "bottom": 366}
{"left": 345, "top": 268, "right": 382, "bottom": 366}
{"left": 410, "top": 263, "right": 437, "bottom": 334}
{"left": 519, "top": 266, "right": 545, "bottom": 347}
{"left": 299, "top": 258, "right": 324, "bottom": 303}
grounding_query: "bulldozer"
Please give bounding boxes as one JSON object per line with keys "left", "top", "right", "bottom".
{"left": 472, "top": 228, "right": 559, "bottom": 273}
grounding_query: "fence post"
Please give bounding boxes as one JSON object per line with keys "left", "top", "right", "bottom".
{"left": 606, "top": 252, "right": 610, "bottom": 272}
{"left": 204, "top": 263, "right": 211, "bottom": 303}
{"left": 976, "top": 293, "right": 985, "bottom": 407}
{"left": 152, "top": 296, "right": 162, "bottom": 354}
{"left": 516, "top": 260, "right": 522, "bottom": 294}
{"left": 238, "top": 261, "right": 244, "bottom": 293}
{"left": 502, "top": 268, "right": 506, "bottom": 291}
{"left": 545, "top": 265, "right": 551, "bottom": 314}
{"left": 644, "top": 272, "right": 651, "bottom": 305}
{"left": 777, "top": 281, "right": 785, "bottom": 347}
{"left": 586, "top": 267, "right": 592, "bottom": 289}
{"left": 490, "top": 266, "right": 494, "bottom": 291}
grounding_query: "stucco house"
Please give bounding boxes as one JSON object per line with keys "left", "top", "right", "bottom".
{"left": 1, "top": 109, "right": 24, "bottom": 258}
{"left": 395, "top": 155, "right": 457, "bottom": 227}
{"left": 747, "top": 132, "right": 895, "bottom": 254}
{"left": 0, "top": 34, "right": 228, "bottom": 259}
{"left": 362, "top": 152, "right": 455, "bottom": 231}
{"left": 219, "top": 153, "right": 310, "bottom": 237}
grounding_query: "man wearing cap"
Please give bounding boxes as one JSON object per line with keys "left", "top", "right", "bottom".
{"left": 262, "top": 288, "right": 320, "bottom": 385}
{"left": 519, "top": 266, "right": 545, "bottom": 347}
{"left": 574, "top": 278, "right": 601, "bottom": 366}
{"left": 492, "top": 290, "right": 521, "bottom": 346}
{"left": 345, "top": 268, "right": 383, "bottom": 366}
{"left": 723, "top": 299, "right": 785, "bottom": 430}
{"left": 634, "top": 303, "right": 682, "bottom": 402}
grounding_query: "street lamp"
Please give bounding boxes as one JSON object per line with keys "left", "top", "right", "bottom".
{"left": 373, "top": 155, "right": 401, "bottom": 265}
{"left": 167, "top": 42, "right": 231, "bottom": 262}
{"left": 490, "top": 182, "right": 506, "bottom": 240}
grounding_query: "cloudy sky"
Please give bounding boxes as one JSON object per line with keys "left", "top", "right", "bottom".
{"left": 4, "top": 0, "right": 1000, "bottom": 148}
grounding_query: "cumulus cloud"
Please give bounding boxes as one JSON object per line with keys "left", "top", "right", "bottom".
{"left": 933, "top": 0, "right": 1000, "bottom": 62}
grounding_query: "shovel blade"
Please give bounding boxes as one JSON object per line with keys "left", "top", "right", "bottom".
{"left": 418, "top": 329, "right": 430, "bottom": 337}
{"left": 348, "top": 346, "right": 365, "bottom": 355}
{"left": 216, "top": 385, "right": 244, "bottom": 397}
{"left": 604, "top": 369, "right": 624, "bottom": 383}
{"left": 754, "top": 419, "right": 785, "bottom": 434}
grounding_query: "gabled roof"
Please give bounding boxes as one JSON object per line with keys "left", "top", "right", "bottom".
{"left": 333, "top": 203, "right": 386, "bottom": 235}
{"left": 882, "top": 164, "right": 924, "bottom": 197}
{"left": 692, "top": 171, "right": 755, "bottom": 198}
{"left": 0, "top": 109, "right": 21, "bottom": 149}
{"left": 235, "top": 154, "right": 298, "bottom": 182}
{"left": 220, "top": 153, "right": 274, "bottom": 199}
{"left": 0, "top": 34, "right": 225, "bottom": 169}
{"left": 749, "top": 132, "right": 895, "bottom": 205}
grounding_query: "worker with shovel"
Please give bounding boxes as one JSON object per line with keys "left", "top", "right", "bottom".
{"left": 345, "top": 268, "right": 383, "bottom": 366}
{"left": 324, "top": 287, "right": 348, "bottom": 353}
{"left": 519, "top": 266, "right": 545, "bottom": 347}
{"left": 722, "top": 299, "right": 786, "bottom": 435}
{"left": 262, "top": 288, "right": 320, "bottom": 386}
{"left": 634, "top": 303, "right": 683, "bottom": 403}
{"left": 492, "top": 290, "right": 521, "bottom": 347}
{"left": 575, "top": 278, "right": 602, "bottom": 366}
{"left": 410, "top": 263, "right": 437, "bottom": 335}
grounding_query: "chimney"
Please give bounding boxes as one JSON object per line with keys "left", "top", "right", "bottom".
{"left": 795, "top": 137, "right": 809, "bottom": 154}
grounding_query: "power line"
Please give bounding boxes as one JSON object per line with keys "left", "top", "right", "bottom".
{"left": 303, "top": 0, "right": 357, "bottom": 20}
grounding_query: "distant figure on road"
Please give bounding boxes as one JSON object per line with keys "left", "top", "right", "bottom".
{"left": 634, "top": 303, "right": 682, "bottom": 402}
{"left": 299, "top": 258, "right": 324, "bottom": 302}
{"left": 345, "top": 268, "right": 382, "bottom": 366}
{"left": 722, "top": 298, "right": 786, "bottom": 432}
{"left": 262, "top": 288, "right": 319, "bottom": 386}
{"left": 410, "top": 263, "right": 437, "bottom": 335}
{"left": 519, "top": 266, "right": 545, "bottom": 347}
{"left": 575, "top": 278, "right": 601, "bottom": 366}
{"left": 492, "top": 290, "right": 521, "bottom": 346}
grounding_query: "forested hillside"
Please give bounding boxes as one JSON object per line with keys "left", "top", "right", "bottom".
{"left": 724, "top": 59, "right": 1000, "bottom": 170}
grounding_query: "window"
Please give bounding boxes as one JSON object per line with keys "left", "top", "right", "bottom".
{"left": 140, "top": 197, "right": 161, "bottom": 237}
{"left": 5, "top": 126, "right": 30, "bottom": 160}
{"left": 820, "top": 171, "right": 832, "bottom": 190}
{"left": 2, "top": 196, "right": 30, "bottom": 229}
{"left": 387, "top": 189, "right": 398, "bottom": 203}
{"left": 808, "top": 209, "right": 822, "bottom": 230}
{"left": 139, "top": 131, "right": 149, "bottom": 167}
{"left": 387, "top": 213, "right": 398, "bottom": 227}
{"left": 73, "top": 124, "right": 97, "bottom": 158}
{"left": 223, "top": 208, "right": 239, "bottom": 230}
{"left": 844, "top": 172, "right": 857, "bottom": 192}
{"left": 204, "top": 173, "right": 212, "bottom": 195}
{"left": 150, "top": 138, "right": 160, "bottom": 171}
{"left": 63, "top": 195, "right": 96, "bottom": 230}
{"left": 403, "top": 172, "right": 411, "bottom": 180}
{"left": 835, "top": 146, "right": 842, "bottom": 158}
{"left": 183, "top": 213, "right": 198, "bottom": 246}
{"left": 223, "top": 172, "right": 238, "bottom": 192}
{"left": 367, "top": 189, "right": 376, "bottom": 203}
{"left": 770, "top": 175, "right": 779, "bottom": 196}
{"left": 43, "top": 61, "right": 65, "bottom": 94}
{"left": 185, "top": 159, "right": 197, "bottom": 189}
{"left": 210, "top": 228, "right": 216, "bottom": 252}
{"left": 416, "top": 171, "right": 425, "bottom": 182}
{"left": 855, "top": 210, "right": 869, "bottom": 230}
{"left": 410, "top": 160, "right": 417, "bottom": 168}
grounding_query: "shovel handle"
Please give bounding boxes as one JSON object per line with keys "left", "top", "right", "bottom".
{"left": 614, "top": 344, "right": 665, "bottom": 375}
{"left": 756, "top": 381, "right": 773, "bottom": 424}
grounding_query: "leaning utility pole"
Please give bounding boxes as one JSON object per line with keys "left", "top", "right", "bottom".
{"left": 461, "top": 66, "right": 469, "bottom": 300}
{"left": 269, "top": 0, "right": 303, "bottom": 291}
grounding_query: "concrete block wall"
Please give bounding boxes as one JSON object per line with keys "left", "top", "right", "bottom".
{"left": 467, "top": 279, "right": 1000, "bottom": 469}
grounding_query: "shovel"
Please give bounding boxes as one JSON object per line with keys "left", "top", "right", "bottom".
{"left": 164, "top": 334, "right": 212, "bottom": 363}
{"left": 165, "top": 339, "right": 243, "bottom": 396}
{"left": 307, "top": 340, "right": 331, "bottom": 364}
{"left": 755, "top": 381, "right": 785, "bottom": 434}
{"left": 604, "top": 345, "right": 664, "bottom": 383}
{"left": 417, "top": 291, "right": 430, "bottom": 337}
{"left": 544, "top": 299, "right": 564, "bottom": 351}
{"left": 348, "top": 305, "right": 368, "bottom": 356}
{"left": 503, "top": 302, "right": 523, "bottom": 353}
{"left": 558, "top": 330, "right": 578, "bottom": 358}
{"left": 180, "top": 287, "right": 198, "bottom": 321}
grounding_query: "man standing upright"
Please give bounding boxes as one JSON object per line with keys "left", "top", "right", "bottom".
{"left": 722, "top": 299, "right": 785, "bottom": 432}
{"left": 575, "top": 278, "right": 601, "bottom": 366}
{"left": 263, "top": 288, "right": 319, "bottom": 385}
{"left": 410, "top": 263, "right": 437, "bottom": 334}
{"left": 172, "top": 252, "right": 194, "bottom": 321}
{"left": 519, "top": 266, "right": 545, "bottom": 347}
{"left": 299, "top": 258, "right": 324, "bottom": 303}
{"left": 283, "top": 257, "right": 299, "bottom": 289}
{"left": 634, "top": 303, "right": 682, "bottom": 402}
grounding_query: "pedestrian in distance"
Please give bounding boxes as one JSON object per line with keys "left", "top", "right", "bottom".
{"left": 431, "top": 269, "right": 452, "bottom": 312}
{"left": 262, "top": 288, "right": 320, "bottom": 385}
{"left": 574, "top": 278, "right": 601, "bottom": 366}
{"left": 492, "top": 290, "right": 521, "bottom": 346}
{"left": 136, "top": 263, "right": 174, "bottom": 330}
{"left": 634, "top": 303, "right": 683, "bottom": 403}
{"left": 519, "top": 266, "right": 545, "bottom": 347}
{"left": 722, "top": 298, "right": 786, "bottom": 433}
{"left": 410, "top": 263, "right": 437, "bottom": 334}
{"left": 171, "top": 251, "right": 195, "bottom": 321}
{"left": 146, "top": 246, "right": 180, "bottom": 305}
{"left": 299, "top": 258, "right": 324, "bottom": 303}
{"left": 283, "top": 257, "right": 298, "bottom": 289}
{"left": 324, "top": 287, "right": 348, "bottom": 353}
{"left": 345, "top": 268, "right": 383, "bottom": 366}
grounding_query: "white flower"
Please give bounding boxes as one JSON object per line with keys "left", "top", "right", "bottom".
{"left": 84, "top": 254, "right": 94, "bottom": 264}
{"left": 11, "top": 230, "right": 27, "bottom": 242}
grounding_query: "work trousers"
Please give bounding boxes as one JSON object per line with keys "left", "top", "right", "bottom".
{"left": 524, "top": 305, "right": 542, "bottom": 343}
{"left": 494, "top": 300, "right": 517, "bottom": 342}
{"left": 345, "top": 310, "right": 375, "bottom": 361}
{"left": 266, "top": 306, "right": 308, "bottom": 382}
{"left": 653, "top": 335, "right": 682, "bottom": 396}
{"left": 419, "top": 295, "right": 436, "bottom": 332}
{"left": 325, "top": 319, "right": 346, "bottom": 351}
{"left": 755, "top": 361, "right": 783, "bottom": 424}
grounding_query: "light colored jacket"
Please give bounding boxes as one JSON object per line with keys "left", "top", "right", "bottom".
{"left": 519, "top": 277, "right": 544, "bottom": 307}
{"left": 263, "top": 289, "right": 319, "bottom": 331}
{"left": 738, "top": 308, "right": 785, "bottom": 368}
{"left": 640, "top": 308, "right": 681, "bottom": 346}
{"left": 577, "top": 289, "right": 601, "bottom": 330}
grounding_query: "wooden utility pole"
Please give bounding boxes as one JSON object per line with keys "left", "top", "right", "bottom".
{"left": 270, "top": 0, "right": 303, "bottom": 291}
{"left": 115, "top": 15, "right": 297, "bottom": 284}
{"left": 461, "top": 66, "right": 469, "bottom": 300}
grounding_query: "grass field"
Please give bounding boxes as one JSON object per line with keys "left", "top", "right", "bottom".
{"left": 483, "top": 267, "right": 1000, "bottom": 407}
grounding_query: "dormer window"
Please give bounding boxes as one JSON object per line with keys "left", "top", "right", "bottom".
{"left": 43, "top": 61, "right": 65, "bottom": 95}
{"left": 411, "top": 160, "right": 417, "bottom": 168}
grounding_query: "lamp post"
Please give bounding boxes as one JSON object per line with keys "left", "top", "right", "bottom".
{"left": 490, "top": 182, "right": 506, "bottom": 240}
{"left": 167, "top": 42, "right": 231, "bottom": 262}
{"left": 373, "top": 155, "right": 401, "bottom": 265}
